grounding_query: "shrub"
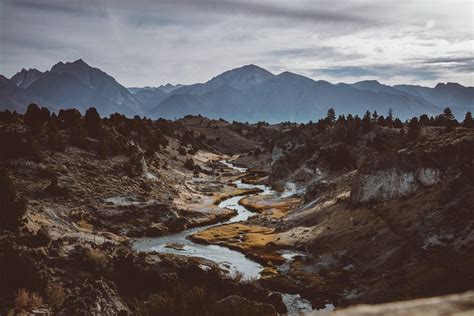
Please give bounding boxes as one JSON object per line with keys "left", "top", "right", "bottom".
{"left": 407, "top": 117, "right": 420, "bottom": 140}
{"left": 45, "top": 283, "right": 65, "bottom": 308}
{"left": 58, "top": 108, "right": 81, "bottom": 129}
{"left": 0, "top": 110, "right": 15, "bottom": 123}
{"left": 0, "top": 170, "right": 26, "bottom": 231}
{"left": 84, "top": 107, "right": 103, "bottom": 139}
{"left": 47, "top": 119, "right": 65, "bottom": 152}
{"left": 23, "top": 104, "right": 50, "bottom": 135}
{"left": 463, "top": 111, "right": 473, "bottom": 128}
{"left": 14, "top": 288, "right": 43, "bottom": 309}
{"left": 178, "top": 146, "right": 187, "bottom": 155}
{"left": 69, "top": 124, "right": 87, "bottom": 148}
{"left": 184, "top": 158, "right": 195, "bottom": 171}
{"left": 136, "top": 284, "right": 209, "bottom": 316}
{"left": 73, "top": 245, "right": 109, "bottom": 273}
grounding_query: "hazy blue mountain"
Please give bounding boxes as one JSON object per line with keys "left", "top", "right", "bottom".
{"left": 151, "top": 93, "right": 207, "bottom": 119}
{"left": 350, "top": 80, "right": 441, "bottom": 116}
{"left": 2, "top": 61, "right": 473, "bottom": 121}
{"left": 127, "top": 86, "right": 155, "bottom": 94}
{"left": 0, "top": 75, "right": 47, "bottom": 113}
{"left": 149, "top": 70, "right": 444, "bottom": 122}
{"left": 393, "top": 83, "right": 474, "bottom": 118}
{"left": 134, "top": 88, "right": 169, "bottom": 113}
{"left": 172, "top": 64, "right": 274, "bottom": 96}
{"left": 40, "top": 59, "right": 141, "bottom": 115}
{"left": 1, "top": 59, "right": 144, "bottom": 116}
{"left": 128, "top": 84, "right": 184, "bottom": 95}
{"left": 157, "top": 83, "right": 183, "bottom": 93}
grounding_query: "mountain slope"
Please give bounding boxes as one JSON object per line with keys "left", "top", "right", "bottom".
{"left": 43, "top": 59, "right": 142, "bottom": 115}
{"left": 0, "top": 75, "right": 45, "bottom": 112}
{"left": 1, "top": 59, "right": 142, "bottom": 116}
{"left": 2, "top": 61, "right": 473, "bottom": 121}
{"left": 149, "top": 93, "right": 207, "bottom": 119}
{"left": 150, "top": 71, "right": 443, "bottom": 122}
{"left": 394, "top": 83, "right": 474, "bottom": 118}
{"left": 173, "top": 64, "right": 274, "bottom": 96}
{"left": 134, "top": 88, "right": 169, "bottom": 113}
{"left": 10, "top": 68, "right": 44, "bottom": 88}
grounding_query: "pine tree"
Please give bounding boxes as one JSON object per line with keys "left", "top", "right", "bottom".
{"left": 443, "top": 107, "right": 455, "bottom": 131}
{"left": 393, "top": 118, "right": 403, "bottom": 128}
{"left": 372, "top": 110, "right": 378, "bottom": 122}
{"left": 463, "top": 111, "right": 473, "bottom": 128}
{"left": 326, "top": 108, "right": 336, "bottom": 126}
{"left": 419, "top": 114, "right": 430, "bottom": 126}
{"left": 386, "top": 108, "right": 394, "bottom": 128}
{"left": 361, "top": 110, "right": 372, "bottom": 133}
{"left": 377, "top": 115, "right": 386, "bottom": 127}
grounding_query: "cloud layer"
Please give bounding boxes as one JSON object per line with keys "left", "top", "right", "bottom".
{"left": 1, "top": 0, "right": 472, "bottom": 87}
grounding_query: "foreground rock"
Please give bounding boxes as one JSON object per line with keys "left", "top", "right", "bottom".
{"left": 313, "top": 291, "right": 474, "bottom": 316}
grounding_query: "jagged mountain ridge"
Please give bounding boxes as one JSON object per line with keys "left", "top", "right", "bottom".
{"left": 4, "top": 59, "right": 141, "bottom": 116}
{"left": 1, "top": 60, "right": 473, "bottom": 121}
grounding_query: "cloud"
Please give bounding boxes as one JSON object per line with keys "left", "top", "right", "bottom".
{"left": 313, "top": 66, "right": 378, "bottom": 78}
{"left": 0, "top": 0, "right": 472, "bottom": 87}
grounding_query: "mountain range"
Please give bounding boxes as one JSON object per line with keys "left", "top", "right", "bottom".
{"left": 1, "top": 59, "right": 472, "bottom": 122}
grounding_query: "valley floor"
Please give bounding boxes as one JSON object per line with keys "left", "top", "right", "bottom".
{"left": 1, "top": 115, "right": 474, "bottom": 315}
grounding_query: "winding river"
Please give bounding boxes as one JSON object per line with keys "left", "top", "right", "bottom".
{"left": 134, "top": 160, "right": 325, "bottom": 315}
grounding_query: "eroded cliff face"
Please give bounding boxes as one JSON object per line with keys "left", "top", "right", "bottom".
{"left": 352, "top": 167, "right": 441, "bottom": 202}
{"left": 351, "top": 132, "right": 474, "bottom": 203}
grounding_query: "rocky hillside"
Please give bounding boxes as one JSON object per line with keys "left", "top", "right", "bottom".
{"left": 0, "top": 108, "right": 285, "bottom": 315}
{"left": 253, "top": 116, "right": 474, "bottom": 308}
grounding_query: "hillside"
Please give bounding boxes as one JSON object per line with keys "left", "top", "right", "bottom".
{"left": 1, "top": 106, "right": 472, "bottom": 314}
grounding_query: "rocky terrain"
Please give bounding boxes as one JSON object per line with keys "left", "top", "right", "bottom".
{"left": 0, "top": 105, "right": 473, "bottom": 315}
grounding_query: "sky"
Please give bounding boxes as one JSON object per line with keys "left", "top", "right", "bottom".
{"left": 0, "top": 0, "right": 473, "bottom": 87}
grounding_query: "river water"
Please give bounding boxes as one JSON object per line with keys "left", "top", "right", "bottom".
{"left": 133, "top": 160, "right": 328, "bottom": 315}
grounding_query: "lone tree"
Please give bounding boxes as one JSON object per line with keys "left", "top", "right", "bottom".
{"left": 325, "top": 108, "right": 336, "bottom": 126}
{"left": 463, "top": 111, "right": 473, "bottom": 128}
{"left": 442, "top": 107, "right": 456, "bottom": 131}
{"left": 0, "top": 170, "right": 26, "bottom": 231}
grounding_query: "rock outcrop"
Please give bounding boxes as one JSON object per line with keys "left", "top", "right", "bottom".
{"left": 352, "top": 131, "right": 474, "bottom": 203}
{"left": 58, "top": 279, "right": 130, "bottom": 316}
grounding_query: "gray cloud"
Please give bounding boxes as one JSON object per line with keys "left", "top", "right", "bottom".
{"left": 313, "top": 66, "right": 378, "bottom": 78}
{"left": 0, "top": 0, "right": 472, "bottom": 87}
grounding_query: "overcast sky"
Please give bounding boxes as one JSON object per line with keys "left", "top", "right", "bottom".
{"left": 1, "top": 0, "right": 473, "bottom": 87}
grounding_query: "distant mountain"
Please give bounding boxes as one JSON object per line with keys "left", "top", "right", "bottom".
{"left": 133, "top": 88, "right": 169, "bottom": 113}
{"left": 11, "top": 68, "right": 44, "bottom": 88}
{"left": 393, "top": 83, "right": 474, "bottom": 118}
{"left": 0, "top": 75, "right": 45, "bottom": 112}
{"left": 2, "top": 59, "right": 141, "bottom": 116}
{"left": 157, "top": 83, "right": 183, "bottom": 93}
{"left": 172, "top": 64, "right": 274, "bottom": 96}
{"left": 148, "top": 68, "right": 447, "bottom": 122}
{"left": 1, "top": 61, "right": 473, "bottom": 121}
{"left": 128, "top": 84, "right": 183, "bottom": 95}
